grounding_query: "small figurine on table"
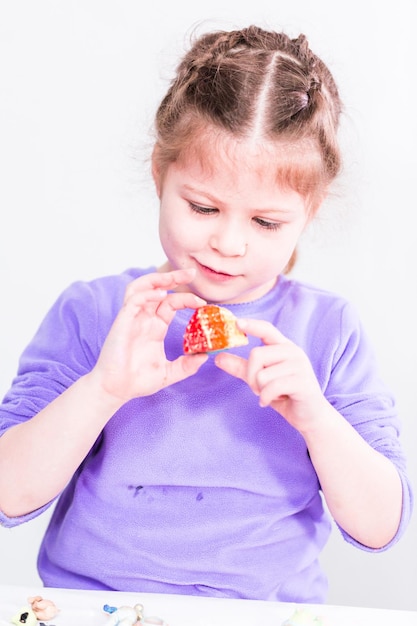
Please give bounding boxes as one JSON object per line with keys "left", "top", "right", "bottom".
{"left": 11, "top": 595, "right": 59, "bottom": 626}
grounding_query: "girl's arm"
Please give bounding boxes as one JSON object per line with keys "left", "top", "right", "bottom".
{"left": 0, "top": 372, "right": 123, "bottom": 518}
{"left": 215, "top": 318, "right": 403, "bottom": 549}
{"left": 297, "top": 399, "right": 402, "bottom": 549}
{"left": 0, "top": 269, "right": 207, "bottom": 518}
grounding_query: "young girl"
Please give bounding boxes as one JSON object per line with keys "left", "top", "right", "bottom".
{"left": 0, "top": 25, "right": 412, "bottom": 603}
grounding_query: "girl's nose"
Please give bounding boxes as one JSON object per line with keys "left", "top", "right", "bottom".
{"left": 209, "top": 222, "right": 247, "bottom": 257}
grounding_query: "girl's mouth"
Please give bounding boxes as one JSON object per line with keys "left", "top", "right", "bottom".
{"left": 196, "top": 261, "right": 237, "bottom": 282}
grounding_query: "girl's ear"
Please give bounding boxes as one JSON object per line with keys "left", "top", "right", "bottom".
{"left": 151, "top": 145, "right": 162, "bottom": 198}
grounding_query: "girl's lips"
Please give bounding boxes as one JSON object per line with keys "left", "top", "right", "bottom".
{"left": 196, "top": 261, "right": 237, "bottom": 282}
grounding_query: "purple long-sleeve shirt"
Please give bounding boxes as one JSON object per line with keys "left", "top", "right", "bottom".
{"left": 0, "top": 268, "right": 413, "bottom": 602}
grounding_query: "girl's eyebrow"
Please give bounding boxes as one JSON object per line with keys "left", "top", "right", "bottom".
{"left": 182, "top": 184, "right": 216, "bottom": 201}
{"left": 257, "top": 207, "right": 298, "bottom": 217}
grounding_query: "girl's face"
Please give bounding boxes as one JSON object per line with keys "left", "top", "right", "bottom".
{"left": 155, "top": 138, "right": 312, "bottom": 304}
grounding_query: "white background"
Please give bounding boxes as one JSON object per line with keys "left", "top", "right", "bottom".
{"left": 0, "top": 0, "right": 416, "bottom": 612}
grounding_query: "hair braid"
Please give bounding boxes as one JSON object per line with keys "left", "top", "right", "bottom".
{"left": 154, "top": 24, "right": 343, "bottom": 196}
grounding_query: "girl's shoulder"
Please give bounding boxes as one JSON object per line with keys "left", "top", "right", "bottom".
{"left": 278, "top": 274, "right": 362, "bottom": 331}
{"left": 59, "top": 266, "right": 156, "bottom": 309}
{"left": 236, "top": 274, "right": 355, "bottom": 321}
{"left": 279, "top": 274, "right": 350, "bottom": 306}
{"left": 40, "top": 267, "right": 157, "bottom": 340}
{"left": 74, "top": 266, "right": 156, "bottom": 292}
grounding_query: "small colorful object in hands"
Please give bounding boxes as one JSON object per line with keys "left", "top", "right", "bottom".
{"left": 183, "top": 305, "right": 248, "bottom": 354}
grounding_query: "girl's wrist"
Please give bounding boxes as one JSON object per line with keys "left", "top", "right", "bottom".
{"left": 78, "top": 370, "right": 128, "bottom": 420}
{"left": 296, "top": 398, "right": 341, "bottom": 442}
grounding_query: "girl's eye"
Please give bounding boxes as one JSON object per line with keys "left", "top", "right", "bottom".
{"left": 189, "top": 202, "right": 218, "bottom": 215}
{"left": 253, "top": 217, "right": 282, "bottom": 231}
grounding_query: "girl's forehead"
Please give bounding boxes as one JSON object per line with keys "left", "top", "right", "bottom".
{"left": 169, "top": 143, "right": 309, "bottom": 214}
{"left": 177, "top": 130, "right": 322, "bottom": 192}
{"left": 179, "top": 132, "right": 282, "bottom": 178}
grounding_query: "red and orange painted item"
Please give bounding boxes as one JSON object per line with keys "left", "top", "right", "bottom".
{"left": 183, "top": 305, "right": 248, "bottom": 354}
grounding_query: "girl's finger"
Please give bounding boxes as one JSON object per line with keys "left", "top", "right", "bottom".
{"left": 165, "top": 353, "right": 209, "bottom": 386}
{"left": 123, "top": 288, "right": 168, "bottom": 310}
{"left": 245, "top": 343, "right": 294, "bottom": 390}
{"left": 156, "top": 292, "right": 206, "bottom": 324}
{"left": 124, "top": 268, "right": 197, "bottom": 302}
{"left": 238, "top": 319, "right": 288, "bottom": 346}
{"left": 258, "top": 378, "right": 292, "bottom": 408}
{"left": 214, "top": 353, "right": 248, "bottom": 384}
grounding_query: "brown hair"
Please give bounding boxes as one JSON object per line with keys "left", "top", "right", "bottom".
{"left": 153, "top": 25, "right": 343, "bottom": 271}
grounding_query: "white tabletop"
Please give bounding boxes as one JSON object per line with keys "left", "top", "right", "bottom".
{"left": 0, "top": 584, "right": 416, "bottom": 626}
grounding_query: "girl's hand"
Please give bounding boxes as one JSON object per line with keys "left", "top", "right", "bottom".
{"left": 214, "top": 318, "right": 326, "bottom": 432}
{"left": 92, "top": 269, "right": 208, "bottom": 404}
